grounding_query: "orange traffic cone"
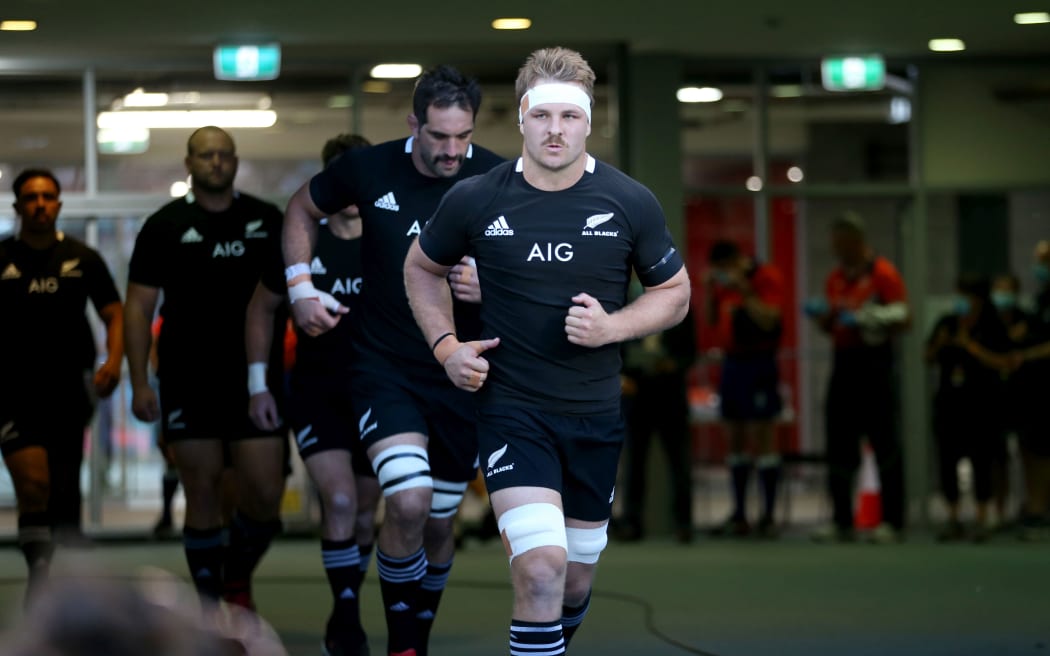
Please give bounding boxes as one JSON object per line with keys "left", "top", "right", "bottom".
{"left": 854, "top": 442, "right": 882, "bottom": 530}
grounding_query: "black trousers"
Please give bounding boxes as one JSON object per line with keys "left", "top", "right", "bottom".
{"left": 824, "top": 350, "right": 905, "bottom": 530}
{"left": 934, "top": 395, "right": 1003, "bottom": 504}
{"left": 621, "top": 374, "right": 693, "bottom": 531}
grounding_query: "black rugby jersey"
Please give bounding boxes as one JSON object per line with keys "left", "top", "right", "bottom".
{"left": 309, "top": 137, "right": 503, "bottom": 372}
{"left": 420, "top": 156, "right": 684, "bottom": 415}
{"left": 0, "top": 234, "right": 120, "bottom": 383}
{"left": 128, "top": 192, "right": 286, "bottom": 383}
{"left": 261, "top": 222, "right": 361, "bottom": 374}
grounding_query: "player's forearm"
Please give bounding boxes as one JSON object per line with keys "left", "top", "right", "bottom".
{"left": 124, "top": 304, "right": 153, "bottom": 388}
{"left": 246, "top": 283, "right": 282, "bottom": 364}
{"left": 282, "top": 185, "right": 323, "bottom": 284}
{"left": 609, "top": 269, "right": 691, "bottom": 343}
{"left": 405, "top": 247, "right": 457, "bottom": 348}
{"left": 101, "top": 302, "right": 125, "bottom": 366}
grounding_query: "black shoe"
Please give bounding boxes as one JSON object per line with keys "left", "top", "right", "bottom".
{"left": 756, "top": 516, "right": 779, "bottom": 540}
{"left": 937, "top": 520, "right": 965, "bottom": 543}
{"left": 709, "top": 516, "right": 750, "bottom": 538}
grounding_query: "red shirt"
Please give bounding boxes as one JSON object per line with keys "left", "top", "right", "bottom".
{"left": 714, "top": 263, "right": 785, "bottom": 354}
{"left": 826, "top": 256, "right": 907, "bottom": 349}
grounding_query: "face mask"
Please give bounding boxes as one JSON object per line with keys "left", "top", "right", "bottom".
{"left": 991, "top": 290, "right": 1017, "bottom": 311}
{"left": 1035, "top": 263, "right": 1050, "bottom": 284}
{"left": 953, "top": 297, "right": 972, "bottom": 317}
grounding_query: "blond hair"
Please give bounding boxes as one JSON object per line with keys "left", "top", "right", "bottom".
{"left": 515, "top": 47, "right": 596, "bottom": 107}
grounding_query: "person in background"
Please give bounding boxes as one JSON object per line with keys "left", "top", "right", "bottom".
{"left": 1009, "top": 242, "right": 1050, "bottom": 540}
{"left": 925, "top": 274, "right": 1011, "bottom": 542}
{"left": 617, "top": 295, "right": 697, "bottom": 544}
{"left": 0, "top": 168, "right": 123, "bottom": 605}
{"left": 805, "top": 211, "right": 909, "bottom": 544}
{"left": 705, "top": 241, "right": 786, "bottom": 539}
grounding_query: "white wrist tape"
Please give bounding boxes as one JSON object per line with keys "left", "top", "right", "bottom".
{"left": 285, "top": 262, "right": 311, "bottom": 282}
{"left": 247, "top": 362, "right": 268, "bottom": 396}
{"left": 287, "top": 281, "right": 344, "bottom": 312}
{"left": 519, "top": 82, "right": 592, "bottom": 124}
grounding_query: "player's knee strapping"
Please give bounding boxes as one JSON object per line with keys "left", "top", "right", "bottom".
{"left": 497, "top": 503, "right": 567, "bottom": 561}
{"left": 565, "top": 525, "right": 608, "bottom": 564}
{"left": 430, "top": 479, "right": 468, "bottom": 518}
{"left": 372, "top": 444, "right": 432, "bottom": 497}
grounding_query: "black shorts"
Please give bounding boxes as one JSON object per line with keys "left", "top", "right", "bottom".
{"left": 159, "top": 374, "right": 285, "bottom": 442}
{"left": 719, "top": 354, "right": 782, "bottom": 421}
{"left": 0, "top": 382, "right": 93, "bottom": 457}
{"left": 477, "top": 405, "right": 624, "bottom": 523}
{"left": 351, "top": 349, "right": 478, "bottom": 484}
{"left": 287, "top": 370, "right": 374, "bottom": 478}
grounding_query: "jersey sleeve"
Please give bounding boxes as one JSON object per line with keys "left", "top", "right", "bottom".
{"left": 874, "top": 258, "right": 908, "bottom": 304}
{"left": 418, "top": 180, "right": 476, "bottom": 267}
{"left": 629, "top": 188, "right": 683, "bottom": 287}
{"left": 84, "top": 248, "right": 121, "bottom": 313}
{"left": 127, "top": 215, "right": 170, "bottom": 288}
{"left": 308, "top": 149, "right": 367, "bottom": 216}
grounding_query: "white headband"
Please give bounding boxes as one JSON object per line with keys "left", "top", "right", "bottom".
{"left": 519, "top": 83, "right": 592, "bottom": 124}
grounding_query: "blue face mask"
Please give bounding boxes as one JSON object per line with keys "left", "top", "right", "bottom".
{"left": 1035, "top": 263, "right": 1050, "bottom": 284}
{"left": 991, "top": 290, "right": 1017, "bottom": 311}
{"left": 953, "top": 297, "right": 972, "bottom": 317}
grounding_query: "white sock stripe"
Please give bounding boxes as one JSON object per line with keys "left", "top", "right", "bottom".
{"left": 420, "top": 573, "right": 451, "bottom": 591}
{"left": 509, "top": 640, "right": 566, "bottom": 649}
{"left": 509, "top": 646, "right": 566, "bottom": 656}
{"left": 377, "top": 565, "right": 428, "bottom": 582}
{"left": 510, "top": 624, "right": 564, "bottom": 633}
{"left": 384, "top": 475, "right": 434, "bottom": 496}
{"left": 323, "top": 553, "right": 362, "bottom": 568}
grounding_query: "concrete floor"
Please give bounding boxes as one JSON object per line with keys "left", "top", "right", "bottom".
{"left": 0, "top": 532, "right": 1046, "bottom": 656}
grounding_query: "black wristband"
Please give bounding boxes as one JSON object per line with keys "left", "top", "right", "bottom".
{"left": 431, "top": 331, "right": 455, "bottom": 352}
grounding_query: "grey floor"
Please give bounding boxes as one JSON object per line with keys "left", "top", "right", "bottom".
{"left": 0, "top": 532, "right": 1047, "bottom": 656}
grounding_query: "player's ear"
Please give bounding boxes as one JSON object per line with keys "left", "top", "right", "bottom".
{"left": 518, "top": 121, "right": 524, "bottom": 136}
{"left": 407, "top": 113, "right": 420, "bottom": 137}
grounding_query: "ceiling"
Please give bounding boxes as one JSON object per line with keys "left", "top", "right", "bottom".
{"left": 2, "top": 0, "right": 1050, "bottom": 75}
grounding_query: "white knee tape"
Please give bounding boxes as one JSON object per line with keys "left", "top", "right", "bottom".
{"left": 497, "top": 503, "right": 567, "bottom": 562}
{"left": 430, "top": 479, "right": 468, "bottom": 518}
{"left": 372, "top": 445, "right": 432, "bottom": 497}
{"left": 565, "top": 525, "right": 608, "bottom": 564}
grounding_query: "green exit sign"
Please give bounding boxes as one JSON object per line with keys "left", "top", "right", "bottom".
{"left": 821, "top": 55, "right": 885, "bottom": 91}
{"left": 214, "top": 44, "right": 281, "bottom": 81}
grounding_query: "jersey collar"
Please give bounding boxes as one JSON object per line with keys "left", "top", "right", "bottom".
{"left": 514, "top": 154, "right": 595, "bottom": 173}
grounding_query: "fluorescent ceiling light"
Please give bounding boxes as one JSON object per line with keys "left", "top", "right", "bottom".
{"left": 370, "top": 63, "right": 422, "bottom": 79}
{"left": 1014, "top": 12, "right": 1050, "bottom": 24}
{"left": 492, "top": 17, "right": 532, "bottom": 30}
{"left": 677, "top": 86, "right": 723, "bottom": 103}
{"left": 928, "top": 38, "right": 966, "bottom": 52}
{"left": 327, "top": 95, "right": 353, "bottom": 109}
{"left": 97, "top": 110, "right": 277, "bottom": 129}
{"left": 0, "top": 20, "right": 37, "bottom": 31}
{"left": 170, "top": 180, "right": 190, "bottom": 198}
{"left": 123, "top": 88, "right": 169, "bottom": 108}
{"left": 745, "top": 176, "right": 763, "bottom": 192}
{"left": 787, "top": 166, "right": 804, "bottom": 183}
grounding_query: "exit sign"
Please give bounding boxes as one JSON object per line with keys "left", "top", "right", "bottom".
{"left": 214, "top": 44, "right": 281, "bottom": 81}
{"left": 821, "top": 55, "right": 885, "bottom": 91}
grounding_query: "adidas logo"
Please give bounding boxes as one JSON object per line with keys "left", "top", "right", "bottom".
{"left": 180, "top": 227, "right": 204, "bottom": 243}
{"left": 374, "top": 192, "right": 400, "bottom": 212}
{"left": 339, "top": 588, "right": 356, "bottom": 600}
{"left": 359, "top": 408, "right": 378, "bottom": 441}
{"left": 310, "top": 257, "right": 327, "bottom": 275}
{"left": 416, "top": 610, "right": 435, "bottom": 620}
{"left": 389, "top": 601, "right": 411, "bottom": 612}
{"left": 0, "top": 421, "right": 19, "bottom": 443}
{"left": 1, "top": 263, "right": 21, "bottom": 280}
{"left": 484, "top": 215, "right": 514, "bottom": 237}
